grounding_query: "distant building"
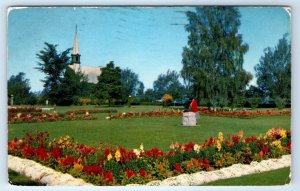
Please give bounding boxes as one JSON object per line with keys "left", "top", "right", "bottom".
{"left": 69, "top": 26, "right": 102, "bottom": 83}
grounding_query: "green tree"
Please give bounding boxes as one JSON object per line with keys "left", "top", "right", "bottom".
{"left": 7, "top": 72, "right": 36, "bottom": 105}
{"left": 120, "top": 68, "right": 142, "bottom": 103}
{"left": 95, "top": 61, "right": 122, "bottom": 106}
{"left": 255, "top": 35, "right": 291, "bottom": 104}
{"left": 143, "top": 89, "right": 158, "bottom": 103}
{"left": 56, "top": 67, "right": 88, "bottom": 106}
{"left": 136, "top": 82, "right": 145, "bottom": 102}
{"left": 181, "top": 7, "right": 251, "bottom": 109}
{"left": 35, "top": 42, "right": 71, "bottom": 104}
{"left": 153, "top": 70, "right": 185, "bottom": 101}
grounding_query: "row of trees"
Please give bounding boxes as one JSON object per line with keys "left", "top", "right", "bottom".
{"left": 8, "top": 7, "right": 291, "bottom": 108}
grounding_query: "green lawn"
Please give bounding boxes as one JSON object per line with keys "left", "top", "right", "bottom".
{"left": 202, "top": 167, "right": 291, "bottom": 186}
{"left": 8, "top": 105, "right": 291, "bottom": 151}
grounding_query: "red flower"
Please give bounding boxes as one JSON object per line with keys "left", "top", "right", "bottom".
{"left": 83, "top": 165, "right": 103, "bottom": 176}
{"left": 139, "top": 169, "right": 147, "bottom": 177}
{"left": 36, "top": 147, "right": 47, "bottom": 161}
{"left": 287, "top": 141, "right": 291, "bottom": 151}
{"left": 22, "top": 146, "right": 35, "bottom": 158}
{"left": 244, "top": 136, "right": 258, "bottom": 143}
{"left": 144, "top": 148, "right": 164, "bottom": 159}
{"left": 232, "top": 135, "right": 240, "bottom": 143}
{"left": 203, "top": 158, "right": 209, "bottom": 164}
{"left": 60, "top": 156, "right": 75, "bottom": 166}
{"left": 184, "top": 142, "right": 195, "bottom": 152}
{"left": 48, "top": 148, "right": 62, "bottom": 158}
{"left": 173, "top": 163, "right": 182, "bottom": 172}
{"left": 262, "top": 146, "right": 269, "bottom": 155}
{"left": 104, "top": 148, "right": 110, "bottom": 158}
{"left": 104, "top": 171, "right": 113, "bottom": 183}
{"left": 126, "top": 169, "right": 136, "bottom": 179}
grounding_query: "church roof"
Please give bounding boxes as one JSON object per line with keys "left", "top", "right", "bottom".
{"left": 80, "top": 66, "right": 102, "bottom": 84}
{"left": 72, "top": 25, "right": 80, "bottom": 55}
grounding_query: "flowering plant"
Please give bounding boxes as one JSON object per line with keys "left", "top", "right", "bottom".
{"left": 8, "top": 127, "right": 291, "bottom": 185}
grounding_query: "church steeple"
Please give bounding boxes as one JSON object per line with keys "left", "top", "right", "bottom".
{"left": 71, "top": 25, "right": 80, "bottom": 64}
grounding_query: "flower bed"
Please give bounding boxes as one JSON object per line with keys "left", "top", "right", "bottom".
{"left": 8, "top": 112, "right": 96, "bottom": 124}
{"left": 108, "top": 109, "right": 290, "bottom": 120}
{"left": 8, "top": 107, "right": 43, "bottom": 113}
{"left": 66, "top": 109, "right": 117, "bottom": 115}
{"left": 200, "top": 108, "right": 290, "bottom": 118}
{"left": 8, "top": 154, "right": 291, "bottom": 186}
{"left": 108, "top": 110, "right": 183, "bottom": 119}
{"left": 8, "top": 128, "right": 291, "bottom": 186}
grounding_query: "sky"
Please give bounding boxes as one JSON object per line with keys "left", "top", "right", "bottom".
{"left": 7, "top": 6, "right": 291, "bottom": 92}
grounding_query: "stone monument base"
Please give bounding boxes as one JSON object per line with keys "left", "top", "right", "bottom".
{"left": 182, "top": 112, "right": 197, "bottom": 126}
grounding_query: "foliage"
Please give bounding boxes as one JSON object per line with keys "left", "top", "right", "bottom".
{"left": 8, "top": 128, "right": 291, "bottom": 185}
{"left": 255, "top": 35, "right": 291, "bottom": 103}
{"left": 95, "top": 61, "right": 122, "bottom": 106}
{"left": 161, "top": 94, "right": 173, "bottom": 107}
{"left": 56, "top": 67, "right": 89, "bottom": 106}
{"left": 35, "top": 42, "right": 71, "bottom": 105}
{"left": 7, "top": 72, "right": 36, "bottom": 105}
{"left": 120, "top": 68, "right": 143, "bottom": 103}
{"left": 153, "top": 70, "right": 185, "bottom": 101}
{"left": 143, "top": 89, "right": 159, "bottom": 102}
{"left": 274, "top": 97, "right": 286, "bottom": 109}
{"left": 181, "top": 7, "right": 251, "bottom": 109}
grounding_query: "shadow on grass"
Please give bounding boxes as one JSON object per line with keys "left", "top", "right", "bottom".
{"left": 8, "top": 169, "right": 45, "bottom": 186}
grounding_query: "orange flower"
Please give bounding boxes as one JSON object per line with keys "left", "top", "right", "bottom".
{"left": 186, "top": 161, "right": 193, "bottom": 169}
{"left": 158, "top": 163, "right": 164, "bottom": 171}
{"left": 74, "top": 163, "right": 84, "bottom": 170}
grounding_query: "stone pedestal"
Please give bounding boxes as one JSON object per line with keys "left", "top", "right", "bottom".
{"left": 182, "top": 112, "right": 196, "bottom": 126}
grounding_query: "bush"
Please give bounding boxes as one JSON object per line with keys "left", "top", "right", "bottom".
{"left": 274, "top": 97, "right": 286, "bottom": 109}
{"left": 247, "top": 98, "right": 261, "bottom": 109}
{"left": 162, "top": 94, "right": 173, "bottom": 107}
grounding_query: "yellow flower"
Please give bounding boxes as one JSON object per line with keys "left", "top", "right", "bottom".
{"left": 107, "top": 153, "right": 112, "bottom": 161}
{"left": 115, "top": 149, "right": 122, "bottom": 162}
{"left": 218, "top": 132, "right": 224, "bottom": 142}
{"left": 272, "top": 140, "right": 282, "bottom": 149}
{"left": 140, "top": 143, "right": 144, "bottom": 151}
{"left": 279, "top": 129, "right": 287, "bottom": 139}
{"left": 216, "top": 140, "right": 222, "bottom": 151}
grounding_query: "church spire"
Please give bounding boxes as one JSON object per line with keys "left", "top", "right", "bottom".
{"left": 71, "top": 24, "right": 80, "bottom": 64}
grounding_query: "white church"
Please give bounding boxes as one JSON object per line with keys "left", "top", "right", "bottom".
{"left": 69, "top": 26, "right": 102, "bottom": 83}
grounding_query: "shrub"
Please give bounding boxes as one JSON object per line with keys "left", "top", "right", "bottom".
{"left": 274, "top": 97, "right": 286, "bottom": 109}
{"left": 162, "top": 94, "right": 173, "bottom": 107}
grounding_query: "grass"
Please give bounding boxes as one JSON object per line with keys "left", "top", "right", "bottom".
{"left": 202, "top": 167, "right": 291, "bottom": 186}
{"left": 7, "top": 105, "right": 291, "bottom": 186}
{"left": 8, "top": 169, "right": 45, "bottom": 186}
{"left": 8, "top": 105, "right": 291, "bottom": 151}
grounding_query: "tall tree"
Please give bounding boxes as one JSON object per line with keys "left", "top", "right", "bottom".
{"left": 56, "top": 67, "right": 88, "bottom": 105}
{"left": 95, "top": 61, "right": 122, "bottom": 106}
{"left": 35, "top": 42, "right": 71, "bottom": 104}
{"left": 153, "top": 70, "right": 185, "bottom": 101}
{"left": 120, "top": 68, "right": 142, "bottom": 102}
{"left": 181, "top": 7, "right": 251, "bottom": 108}
{"left": 136, "top": 82, "right": 145, "bottom": 101}
{"left": 7, "top": 72, "right": 35, "bottom": 105}
{"left": 255, "top": 35, "right": 291, "bottom": 101}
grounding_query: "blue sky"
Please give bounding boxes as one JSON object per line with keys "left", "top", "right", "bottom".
{"left": 7, "top": 6, "right": 290, "bottom": 92}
